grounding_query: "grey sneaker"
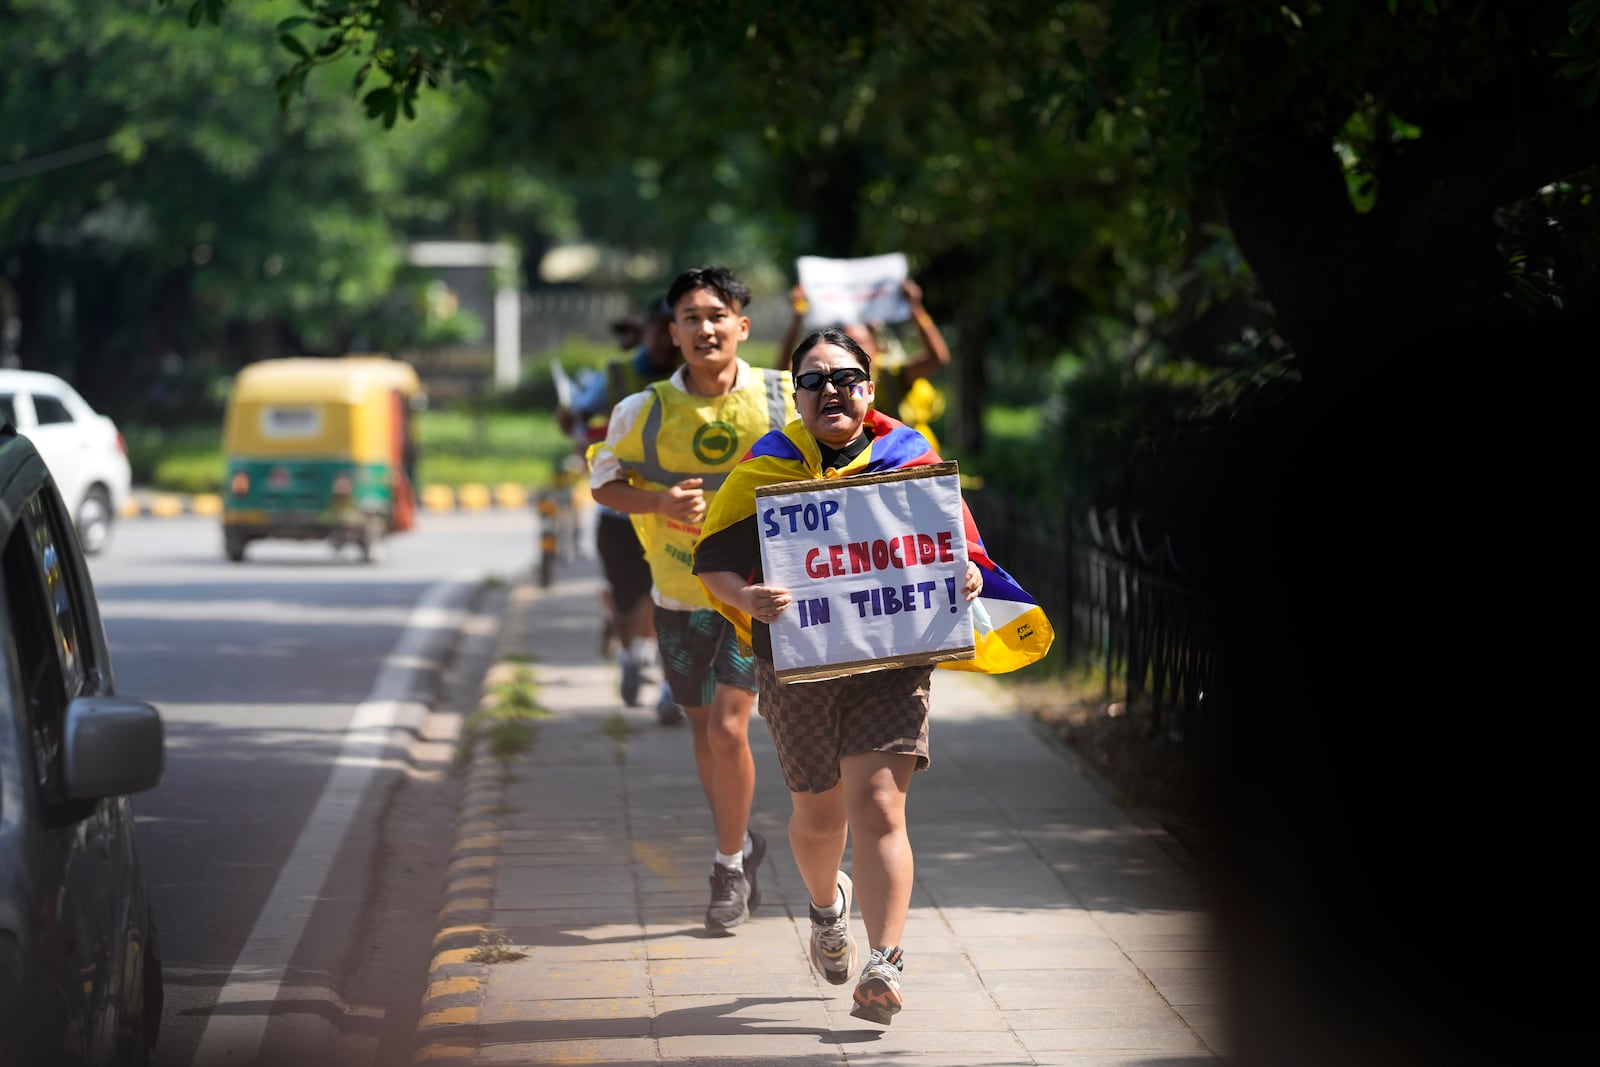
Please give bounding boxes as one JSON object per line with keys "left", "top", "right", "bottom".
{"left": 620, "top": 653, "right": 643, "bottom": 707}
{"left": 705, "top": 862, "right": 752, "bottom": 931}
{"left": 656, "top": 684, "right": 682, "bottom": 726}
{"left": 807, "top": 871, "right": 857, "bottom": 985}
{"left": 850, "top": 945, "right": 904, "bottom": 1024}
{"left": 744, "top": 830, "right": 767, "bottom": 911}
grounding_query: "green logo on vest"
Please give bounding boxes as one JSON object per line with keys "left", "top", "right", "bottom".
{"left": 692, "top": 421, "right": 739, "bottom": 465}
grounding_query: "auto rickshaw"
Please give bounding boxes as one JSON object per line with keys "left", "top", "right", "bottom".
{"left": 221, "top": 355, "right": 423, "bottom": 563}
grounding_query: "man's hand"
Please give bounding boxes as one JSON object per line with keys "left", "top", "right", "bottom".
{"left": 902, "top": 277, "right": 924, "bottom": 310}
{"left": 658, "top": 477, "right": 706, "bottom": 523}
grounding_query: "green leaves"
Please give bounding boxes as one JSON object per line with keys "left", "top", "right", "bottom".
{"left": 185, "top": 0, "right": 226, "bottom": 28}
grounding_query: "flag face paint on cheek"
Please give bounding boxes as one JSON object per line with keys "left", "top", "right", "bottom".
{"left": 849, "top": 383, "right": 870, "bottom": 400}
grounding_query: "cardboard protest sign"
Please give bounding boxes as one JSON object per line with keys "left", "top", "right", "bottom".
{"left": 796, "top": 253, "right": 911, "bottom": 330}
{"left": 757, "top": 462, "right": 974, "bottom": 683}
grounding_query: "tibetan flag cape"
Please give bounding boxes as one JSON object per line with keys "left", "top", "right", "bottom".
{"left": 697, "top": 409, "right": 1053, "bottom": 675}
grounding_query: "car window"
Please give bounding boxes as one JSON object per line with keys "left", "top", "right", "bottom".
{"left": 1, "top": 493, "right": 91, "bottom": 797}
{"left": 32, "top": 395, "right": 74, "bottom": 426}
{"left": 0, "top": 394, "right": 14, "bottom": 427}
{"left": 261, "top": 404, "right": 324, "bottom": 438}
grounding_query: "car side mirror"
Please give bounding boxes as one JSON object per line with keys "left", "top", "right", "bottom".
{"left": 62, "top": 695, "right": 165, "bottom": 799}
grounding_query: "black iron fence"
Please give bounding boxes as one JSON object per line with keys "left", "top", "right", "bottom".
{"left": 966, "top": 491, "right": 1215, "bottom": 749}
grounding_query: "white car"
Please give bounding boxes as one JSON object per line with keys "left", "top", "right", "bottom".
{"left": 0, "top": 369, "right": 132, "bottom": 555}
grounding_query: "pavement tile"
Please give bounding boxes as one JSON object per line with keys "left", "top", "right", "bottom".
{"left": 492, "top": 886, "right": 638, "bottom": 910}
{"left": 1015, "top": 1027, "right": 1212, "bottom": 1053}
{"left": 839, "top": 1055, "right": 1036, "bottom": 1067}
{"left": 652, "top": 994, "right": 834, "bottom": 1036}
{"left": 1124, "top": 949, "right": 1228, "bottom": 970}
{"left": 476, "top": 1035, "right": 660, "bottom": 1063}
{"left": 1000, "top": 1058, "right": 1216, "bottom": 1067}
{"left": 650, "top": 970, "right": 833, "bottom": 997}
{"left": 815, "top": 1019, "right": 1040, "bottom": 1055}
{"left": 492, "top": 940, "right": 646, "bottom": 964}
{"left": 938, "top": 906, "right": 1106, "bottom": 937}
{"left": 478, "top": 972, "right": 652, "bottom": 1010}
{"left": 1110, "top": 933, "right": 1221, "bottom": 952}
{"left": 986, "top": 975, "right": 1169, "bottom": 1012}
{"left": 482, "top": 906, "right": 643, "bottom": 925}
{"left": 961, "top": 934, "right": 1133, "bottom": 970}
{"left": 1140, "top": 970, "right": 1227, "bottom": 1007}
{"left": 1005, "top": 1005, "right": 1199, "bottom": 1030}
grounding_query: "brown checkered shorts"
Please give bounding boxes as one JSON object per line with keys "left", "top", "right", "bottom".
{"left": 754, "top": 657, "right": 933, "bottom": 794}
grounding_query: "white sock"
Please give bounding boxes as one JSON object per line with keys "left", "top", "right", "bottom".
{"left": 742, "top": 831, "right": 755, "bottom": 858}
{"left": 628, "top": 637, "right": 654, "bottom": 664}
{"left": 716, "top": 849, "right": 744, "bottom": 871}
{"left": 811, "top": 887, "right": 843, "bottom": 920}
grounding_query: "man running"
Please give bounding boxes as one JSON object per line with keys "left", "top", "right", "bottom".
{"left": 587, "top": 265, "right": 796, "bottom": 930}
{"left": 564, "top": 297, "right": 681, "bottom": 723}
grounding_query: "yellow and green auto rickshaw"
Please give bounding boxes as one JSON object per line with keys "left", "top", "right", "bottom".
{"left": 221, "top": 355, "right": 423, "bottom": 563}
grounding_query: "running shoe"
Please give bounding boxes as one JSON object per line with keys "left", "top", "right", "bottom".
{"left": 808, "top": 870, "right": 857, "bottom": 986}
{"left": 744, "top": 829, "right": 767, "bottom": 911}
{"left": 619, "top": 652, "right": 642, "bottom": 707}
{"left": 656, "top": 684, "right": 682, "bottom": 726}
{"left": 850, "top": 945, "right": 904, "bottom": 1024}
{"left": 705, "top": 862, "right": 752, "bottom": 931}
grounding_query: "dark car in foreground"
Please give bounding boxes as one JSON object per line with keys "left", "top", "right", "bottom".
{"left": 0, "top": 422, "right": 164, "bottom": 1065}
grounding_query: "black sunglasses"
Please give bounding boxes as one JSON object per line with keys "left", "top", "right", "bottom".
{"left": 794, "top": 367, "right": 870, "bottom": 392}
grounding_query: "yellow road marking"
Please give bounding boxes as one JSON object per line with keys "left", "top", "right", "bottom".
{"left": 493, "top": 483, "right": 529, "bottom": 508}
{"left": 424, "top": 976, "right": 481, "bottom": 1000}
{"left": 421, "top": 484, "right": 457, "bottom": 511}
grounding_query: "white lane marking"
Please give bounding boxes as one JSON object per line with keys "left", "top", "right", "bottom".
{"left": 189, "top": 579, "right": 469, "bottom": 1065}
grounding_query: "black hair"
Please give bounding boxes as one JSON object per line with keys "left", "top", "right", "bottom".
{"left": 647, "top": 294, "right": 673, "bottom": 322}
{"left": 666, "top": 266, "right": 751, "bottom": 314}
{"left": 790, "top": 327, "right": 872, "bottom": 376}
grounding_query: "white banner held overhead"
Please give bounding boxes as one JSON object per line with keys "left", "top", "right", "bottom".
{"left": 796, "top": 253, "right": 911, "bottom": 330}
{"left": 757, "top": 462, "right": 974, "bottom": 683}
{"left": 549, "top": 359, "right": 574, "bottom": 409}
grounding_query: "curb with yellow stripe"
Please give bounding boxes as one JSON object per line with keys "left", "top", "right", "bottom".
{"left": 412, "top": 584, "right": 541, "bottom": 1064}
{"left": 411, "top": 741, "right": 504, "bottom": 1063}
{"left": 120, "top": 482, "right": 593, "bottom": 520}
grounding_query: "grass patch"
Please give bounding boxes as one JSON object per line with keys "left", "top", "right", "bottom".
{"left": 121, "top": 408, "right": 571, "bottom": 492}
{"left": 599, "top": 713, "right": 637, "bottom": 743}
{"left": 459, "top": 666, "right": 552, "bottom": 767}
{"left": 122, "top": 423, "right": 227, "bottom": 493}
{"left": 415, "top": 408, "right": 570, "bottom": 488}
{"left": 466, "top": 930, "right": 527, "bottom": 964}
{"left": 599, "top": 713, "right": 639, "bottom": 766}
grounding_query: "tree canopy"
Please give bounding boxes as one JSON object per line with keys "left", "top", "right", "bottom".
{"left": 164, "top": 1, "right": 1600, "bottom": 392}
{"left": 0, "top": 0, "right": 569, "bottom": 412}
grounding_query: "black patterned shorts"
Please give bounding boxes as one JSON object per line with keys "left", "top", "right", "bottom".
{"left": 754, "top": 657, "right": 933, "bottom": 794}
{"left": 653, "top": 606, "right": 756, "bottom": 708}
{"left": 595, "top": 512, "right": 652, "bottom": 612}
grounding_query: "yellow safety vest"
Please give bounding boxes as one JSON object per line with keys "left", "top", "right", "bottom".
{"left": 613, "top": 368, "right": 796, "bottom": 606}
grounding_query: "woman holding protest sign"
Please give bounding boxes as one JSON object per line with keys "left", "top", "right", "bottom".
{"left": 694, "top": 327, "right": 1051, "bottom": 1025}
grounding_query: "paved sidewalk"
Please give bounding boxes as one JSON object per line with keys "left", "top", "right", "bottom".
{"left": 413, "top": 553, "right": 1228, "bottom": 1066}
